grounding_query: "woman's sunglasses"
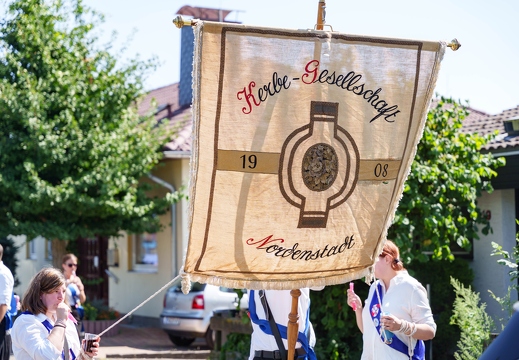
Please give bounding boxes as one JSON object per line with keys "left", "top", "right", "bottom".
{"left": 67, "top": 263, "right": 78, "bottom": 268}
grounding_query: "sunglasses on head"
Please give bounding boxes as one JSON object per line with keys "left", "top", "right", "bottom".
{"left": 67, "top": 263, "right": 78, "bottom": 268}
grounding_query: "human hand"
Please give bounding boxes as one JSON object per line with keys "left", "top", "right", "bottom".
{"left": 70, "top": 275, "right": 84, "bottom": 291}
{"left": 82, "top": 335, "right": 101, "bottom": 358}
{"left": 380, "top": 313, "right": 402, "bottom": 332}
{"left": 56, "top": 302, "right": 70, "bottom": 322}
{"left": 347, "top": 288, "right": 362, "bottom": 311}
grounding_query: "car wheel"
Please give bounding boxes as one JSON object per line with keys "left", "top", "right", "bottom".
{"left": 167, "top": 334, "right": 196, "bottom": 347}
{"left": 205, "top": 328, "right": 215, "bottom": 349}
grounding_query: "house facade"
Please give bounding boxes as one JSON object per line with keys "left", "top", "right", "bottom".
{"left": 463, "top": 106, "right": 519, "bottom": 326}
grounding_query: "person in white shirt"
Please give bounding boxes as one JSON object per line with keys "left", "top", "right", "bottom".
{"left": 347, "top": 240, "right": 436, "bottom": 360}
{"left": 0, "top": 244, "right": 14, "bottom": 360}
{"left": 62, "top": 254, "right": 86, "bottom": 336}
{"left": 248, "top": 288, "right": 321, "bottom": 360}
{"left": 11, "top": 267, "right": 100, "bottom": 360}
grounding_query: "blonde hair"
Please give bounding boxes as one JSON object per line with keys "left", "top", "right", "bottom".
{"left": 21, "top": 267, "right": 65, "bottom": 315}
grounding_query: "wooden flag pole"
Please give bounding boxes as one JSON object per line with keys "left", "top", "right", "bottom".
{"left": 287, "top": 289, "right": 302, "bottom": 360}
{"left": 315, "top": 0, "right": 326, "bottom": 30}
{"left": 287, "top": 6, "right": 324, "bottom": 360}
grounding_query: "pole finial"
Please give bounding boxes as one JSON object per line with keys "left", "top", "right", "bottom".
{"left": 447, "top": 38, "right": 461, "bottom": 51}
{"left": 172, "top": 15, "right": 195, "bottom": 29}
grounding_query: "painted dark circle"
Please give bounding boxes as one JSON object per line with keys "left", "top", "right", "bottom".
{"left": 302, "top": 143, "right": 338, "bottom": 191}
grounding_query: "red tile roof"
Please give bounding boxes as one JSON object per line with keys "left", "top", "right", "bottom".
{"left": 176, "top": 6, "right": 233, "bottom": 21}
{"left": 463, "top": 105, "right": 519, "bottom": 151}
{"left": 138, "top": 83, "right": 192, "bottom": 152}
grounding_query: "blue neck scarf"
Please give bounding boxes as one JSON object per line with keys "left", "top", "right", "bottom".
{"left": 23, "top": 311, "right": 76, "bottom": 360}
{"left": 369, "top": 282, "right": 425, "bottom": 360}
{"left": 248, "top": 290, "right": 316, "bottom": 360}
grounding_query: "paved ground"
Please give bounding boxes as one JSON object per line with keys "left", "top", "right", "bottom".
{"left": 97, "top": 324, "right": 211, "bottom": 359}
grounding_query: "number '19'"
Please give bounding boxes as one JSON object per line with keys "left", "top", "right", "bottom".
{"left": 240, "top": 154, "right": 257, "bottom": 169}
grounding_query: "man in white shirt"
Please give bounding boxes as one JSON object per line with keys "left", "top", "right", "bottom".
{"left": 0, "top": 244, "right": 15, "bottom": 360}
{"left": 248, "top": 288, "right": 321, "bottom": 360}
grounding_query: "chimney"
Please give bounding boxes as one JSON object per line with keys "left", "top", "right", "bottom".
{"left": 178, "top": 27, "right": 194, "bottom": 108}
{"left": 176, "top": 6, "right": 238, "bottom": 108}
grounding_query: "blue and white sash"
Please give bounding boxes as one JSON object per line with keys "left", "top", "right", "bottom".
{"left": 68, "top": 285, "right": 84, "bottom": 319}
{"left": 23, "top": 311, "right": 76, "bottom": 360}
{"left": 248, "top": 290, "right": 316, "bottom": 360}
{"left": 370, "top": 282, "right": 425, "bottom": 360}
{"left": 4, "top": 293, "right": 17, "bottom": 330}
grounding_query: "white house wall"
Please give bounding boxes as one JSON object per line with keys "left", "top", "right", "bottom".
{"left": 471, "top": 189, "right": 518, "bottom": 329}
{"left": 10, "top": 235, "right": 52, "bottom": 298}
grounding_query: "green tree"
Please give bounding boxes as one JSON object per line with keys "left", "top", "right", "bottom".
{"left": 0, "top": 236, "right": 20, "bottom": 287}
{"left": 388, "top": 97, "right": 505, "bottom": 262}
{"left": 0, "top": 0, "right": 178, "bottom": 264}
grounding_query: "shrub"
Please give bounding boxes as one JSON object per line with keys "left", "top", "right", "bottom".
{"left": 408, "top": 257, "right": 474, "bottom": 359}
{"left": 488, "top": 219, "right": 519, "bottom": 326}
{"left": 450, "top": 277, "right": 493, "bottom": 360}
{"left": 82, "top": 300, "right": 119, "bottom": 321}
{"left": 311, "top": 283, "right": 366, "bottom": 359}
{"left": 219, "top": 332, "right": 251, "bottom": 360}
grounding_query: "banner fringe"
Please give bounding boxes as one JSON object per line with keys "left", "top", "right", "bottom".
{"left": 183, "top": 267, "right": 373, "bottom": 291}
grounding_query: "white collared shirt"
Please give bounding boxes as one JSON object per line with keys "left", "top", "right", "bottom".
{"left": 0, "top": 261, "right": 14, "bottom": 308}
{"left": 361, "top": 272, "right": 436, "bottom": 360}
{"left": 248, "top": 288, "right": 316, "bottom": 360}
{"left": 11, "top": 313, "right": 81, "bottom": 360}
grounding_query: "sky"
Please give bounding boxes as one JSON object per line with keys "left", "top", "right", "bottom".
{"left": 82, "top": 0, "right": 518, "bottom": 115}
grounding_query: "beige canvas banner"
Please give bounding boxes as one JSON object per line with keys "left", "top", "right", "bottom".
{"left": 182, "top": 21, "right": 445, "bottom": 290}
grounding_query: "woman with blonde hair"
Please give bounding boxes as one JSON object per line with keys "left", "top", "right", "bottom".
{"left": 11, "top": 267, "right": 100, "bottom": 360}
{"left": 62, "top": 254, "right": 86, "bottom": 335}
{"left": 347, "top": 240, "right": 436, "bottom": 360}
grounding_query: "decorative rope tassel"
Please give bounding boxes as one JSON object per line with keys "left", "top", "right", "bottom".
{"left": 181, "top": 272, "right": 192, "bottom": 294}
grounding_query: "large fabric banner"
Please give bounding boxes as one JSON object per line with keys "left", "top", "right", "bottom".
{"left": 182, "top": 21, "right": 445, "bottom": 290}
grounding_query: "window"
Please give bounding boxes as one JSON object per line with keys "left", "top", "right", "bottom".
{"left": 504, "top": 117, "right": 519, "bottom": 136}
{"left": 45, "top": 239, "right": 53, "bottom": 260}
{"left": 132, "top": 233, "right": 159, "bottom": 272}
{"left": 27, "top": 238, "right": 37, "bottom": 260}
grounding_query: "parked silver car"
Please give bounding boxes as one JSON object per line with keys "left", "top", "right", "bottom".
{"left": 160, "top": 279, "right": 248, "bottom": 348}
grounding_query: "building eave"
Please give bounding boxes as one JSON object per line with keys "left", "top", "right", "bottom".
{"left": 163, "top": 151, "right": 191, "bottom": 159}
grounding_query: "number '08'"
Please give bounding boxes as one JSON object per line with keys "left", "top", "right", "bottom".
{"left": 374, "top": 163, "right": 388, "bottom": 177}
